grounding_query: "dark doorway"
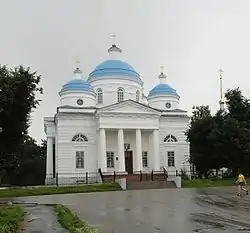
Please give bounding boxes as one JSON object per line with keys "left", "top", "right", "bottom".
{"left": 125, "top": 151, "right": 133, "bottom": 174}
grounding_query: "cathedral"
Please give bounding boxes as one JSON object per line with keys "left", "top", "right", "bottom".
{"left": 44, "top": 42, "right": 190, "bottom": 184}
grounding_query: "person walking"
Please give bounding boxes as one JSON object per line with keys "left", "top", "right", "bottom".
{"left": 237, "top": 172, "right": 248, "bottom": 196}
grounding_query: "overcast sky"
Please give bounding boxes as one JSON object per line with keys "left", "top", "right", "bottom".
{"left": 1, "top": 0, "right": 250, "bottom": 142}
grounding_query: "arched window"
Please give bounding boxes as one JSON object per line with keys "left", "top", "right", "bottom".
{"left": 117, "top": 87, "right": 124, "bottom": 103}
{"left": 72, "top": 134, "right": 88, "bottom": 142}
{"left": 164, "top": 134, "right": 177, "bottom": 142}
{"left": 136, "top": 90, "right": 140, "bottom": 102}
{"left": 97, "top": 88, "right": 103, "bottom": 104}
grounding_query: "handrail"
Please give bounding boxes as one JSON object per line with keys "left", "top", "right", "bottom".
{"left": 98, "top": 168, "right": 104, "bottom": 182}
{"left": 161, "top": 167, "right": 168, "bottom": 181}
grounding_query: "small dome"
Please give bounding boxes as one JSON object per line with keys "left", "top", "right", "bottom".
{"left": 60, "top": 79, "right": 95, "bottom": 93}
{"left": 88, "top": 59, "right": 142, "bottom": 84}
{"left": 148, "top": 84, "right": 179, "bottom": 98}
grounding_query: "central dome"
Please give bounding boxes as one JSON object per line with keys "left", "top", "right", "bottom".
{"left": 88, "top": 59, "right": 142, "bottom": 85}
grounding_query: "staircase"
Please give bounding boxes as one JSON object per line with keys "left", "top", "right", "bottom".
{"left": 126, "top": 180, "right": 176, "bottom": 190}
{"left": 101, "top": 171, "right": 177, "bottom": 190}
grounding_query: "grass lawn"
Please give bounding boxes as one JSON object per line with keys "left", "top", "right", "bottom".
{"left": 0, "top": 182, "right": 122, "bottom": 198}
{"left": 182, "top": 178, "right": 237, "bottom": 188}
{"left": 0, "top": 205, "right": 24, "bottom": 233}
{"left": 54, "top": 204, "right": 98, "bottom": 233}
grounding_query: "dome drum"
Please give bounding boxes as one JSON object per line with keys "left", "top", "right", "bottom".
{"left": 148, "top": 96, "right": 179, "bottom": 110}
{"left": 60, "top": 92, "right": 96, "bottom": 107}
{"left": 59, "top": 79, "right": 96, "bottom": 107}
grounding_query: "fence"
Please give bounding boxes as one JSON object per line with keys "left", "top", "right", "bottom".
{"left": 18, "top": 168, "right": 234, "bottom": 187}
{"left": 45, "top": 172, "right": 101, "bottom": 186}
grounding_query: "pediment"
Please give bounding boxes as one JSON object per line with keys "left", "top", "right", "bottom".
{"left": 97, "top": 100, "right": 160, "bottom": 115}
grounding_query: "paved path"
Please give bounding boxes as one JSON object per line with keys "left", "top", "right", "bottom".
{"left": 20, "top": 204, "right": 68, "bottom": 233}
{"left": 8, "top": 187, "right": 250, "bottom": 233}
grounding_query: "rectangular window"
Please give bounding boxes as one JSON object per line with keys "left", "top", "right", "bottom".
{"left": 167, "top": 151, "right": 175, "bottom": 167}
{"left": 76, "top": 151, "right": 84, "bottom": 168}
{"left": 142, "top": 151, "right": 148, "bottom": 167}
{"left": 97, "top": 90, "right": 103, "bottom": 104}
{"left": 106, "top": 151, "right": 114, "bottom": 168}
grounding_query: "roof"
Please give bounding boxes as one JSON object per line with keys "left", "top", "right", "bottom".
{"left": 88, "top": 60, "right": 143, "bottom": 85}
{"left": 60, "top": 79, "right": 95, "bottom": 94}
{"left": 148, "top": 83, "right": 179, "bottom": 98}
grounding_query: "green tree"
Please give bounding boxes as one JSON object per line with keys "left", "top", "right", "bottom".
{"left": 223, "top": 88, "right": 250, "bottom": 174}
{"left": 186, "top": 106, "right": 215, "bottom": 177}
{"left": 187, "top": 88, "right": 250, "bottom": 177}
{"left": 9, "top": 135, "right": 46, "bottom": 186}
{"left": 0, "top": 65, "right": 43, "bottom": 183}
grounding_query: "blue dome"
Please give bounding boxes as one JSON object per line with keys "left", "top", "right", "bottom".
{"left": 88, "top": 60, "right": 143, "bottom": 85}
{"left": 60, "top": 79, "right": 95, "bottom": 93}
{"left": 148, "top": 84, "right": 179, "bottom": 97}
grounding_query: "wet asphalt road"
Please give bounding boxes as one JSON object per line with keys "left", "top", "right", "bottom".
{"left": 5, "top": 186, "right": 250, "bottom": 233}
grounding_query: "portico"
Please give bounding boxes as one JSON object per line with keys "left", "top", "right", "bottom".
{"left": 98, "top": 128, "right": 160, "bottom": 174}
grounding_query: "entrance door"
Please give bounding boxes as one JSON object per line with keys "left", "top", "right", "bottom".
{"left": 125, "top": 151, "right": 133, "bottom": 174}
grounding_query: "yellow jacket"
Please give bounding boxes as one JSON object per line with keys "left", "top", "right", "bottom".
{"left": 237, "top": 174, "right": 246, "bottom": 183}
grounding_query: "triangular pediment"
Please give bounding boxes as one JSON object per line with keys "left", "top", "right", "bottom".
{"left": 97, "top": 100, "right": 160, "bottom": 115}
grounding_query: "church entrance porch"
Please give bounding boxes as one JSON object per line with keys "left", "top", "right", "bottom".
{"left": 125, "top": 151, "right": 133, "bottom": 174}
{"left": 98, "top": 128, "right": 160, "bottom": 173}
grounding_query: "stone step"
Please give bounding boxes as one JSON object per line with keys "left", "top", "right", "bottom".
{"left": 126, "top": 180, "right": 176, "bottom": 190}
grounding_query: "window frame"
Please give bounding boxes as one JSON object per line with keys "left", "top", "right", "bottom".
{"left": 117, "top": 87, "right": 124, "bottom": 103}
{"left": 167, "top": 151, "right": 175, "bottom": 167}
{"left": 72, "top": 134, "right": 88, "bottom": 142}
{"left": 163, "top": 134, "right": 178, "bottom": 143}
{"left": 106, "top": 151, "right": 115, "bottom": 168}
{"left": 142, "top": 151, "right": 148, "bottom": 168}
{"left": 97, "top": 88, "right": 103, "bottom": 104}
{"left": 76, "top": 151, "right": 84, "bottom": 169}
{"left": 136, "top": 90, "right": 140, "bottom": 102}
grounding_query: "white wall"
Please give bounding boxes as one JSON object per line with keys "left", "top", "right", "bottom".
{"left": 45, "top": 110, "right": 190, "bottom": 176}
{"left": 60, "top": 91, "right": 96, "bottom": 107}
{"left": 55, "top": 114, "right": 97, "bottom": 174}
{"left": 159, "top": 115, "right": 190, "bottom": 173}
{"left": 89, "top": 78, "right": 143, "bottom": 107}
{"left": 148, "top": 95, "right": 180, "bottom": 110}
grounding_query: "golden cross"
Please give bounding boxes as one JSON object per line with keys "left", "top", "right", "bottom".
{"left": 110, "top": 33, "right": 116, "bottom": 45}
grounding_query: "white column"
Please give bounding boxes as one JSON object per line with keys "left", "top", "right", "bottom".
{"left": 117, "top": 129, "right": 126, "bottom": 172}
{"left": 136, "top": 129, "right": 143, "bottom": 171}
{"left": 46, "top": 136, "right": 53, "bottom": 175}
{"left": 99, "top": 128, "right": 107, "bottom": 172}
{"left": 153, "top": 129, "right": 160, "bottom": 171}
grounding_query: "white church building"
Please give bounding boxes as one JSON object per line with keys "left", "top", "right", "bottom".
{"left": 44, "top": 43, "right": 190, "bottom": 184}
